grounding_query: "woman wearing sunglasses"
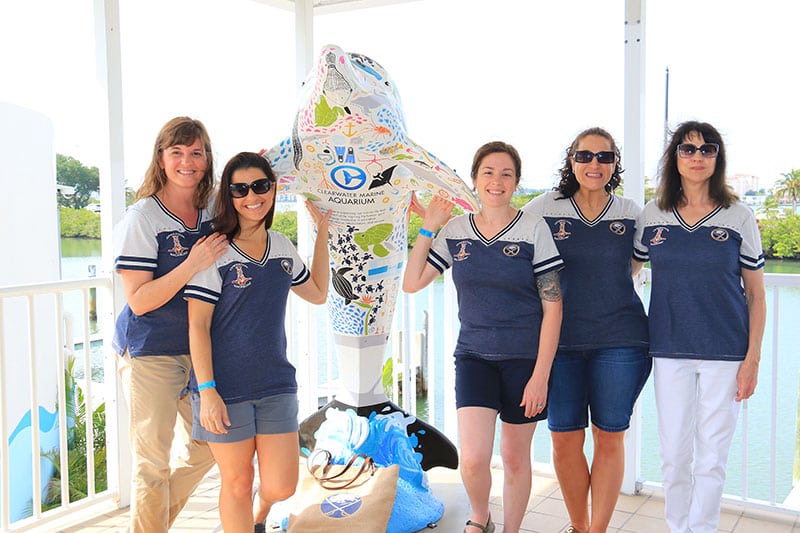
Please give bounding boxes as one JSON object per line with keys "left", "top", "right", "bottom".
{"left": 404, "top": 141, "right": 563, "bottom": 533}
{"left": 112, "top": 117, "right": 228, "bottom": 533}
{"left": 633, "top": 121, "right": 765, "bottom": 533}
{"left": 185, "top": 152, "right": 330, "bottom": 533}
{"left": 523, "top": 127, "right": 650, "bottom": 533}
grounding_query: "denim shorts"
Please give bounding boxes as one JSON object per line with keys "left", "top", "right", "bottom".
{"left": 191, "top": 392, "right": 299, "bottom": 443}
{"left": 547, "top": 346, "right": 651, "bottom": 433}
{"left": 455, "top": 353, "right": 545, "bottom": 424}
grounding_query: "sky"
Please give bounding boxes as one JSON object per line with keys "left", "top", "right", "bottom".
{"left": 1, "top": 0, "right": 799, "bottom": 195}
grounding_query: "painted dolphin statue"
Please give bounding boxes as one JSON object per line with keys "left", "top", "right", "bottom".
{"left": 265, "top": 44, "right": 477, "bottom": 470}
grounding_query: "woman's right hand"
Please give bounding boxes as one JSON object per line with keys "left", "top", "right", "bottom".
{"left": 422, "top": 196, "right": 455, "bottom": 231}
{"left": 199, "top": 388, "right": 230, "bottom": 434}
{"left": 187, "top": 232, "right": 228, "bottom": 273}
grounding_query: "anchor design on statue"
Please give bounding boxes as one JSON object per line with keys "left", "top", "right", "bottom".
{"left": 265, "top": 44, "right": 477, "bottom": 470}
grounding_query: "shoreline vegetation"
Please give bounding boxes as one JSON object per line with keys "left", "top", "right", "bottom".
{"left": 60, "top": 197, "right": 800, "bottom": 262}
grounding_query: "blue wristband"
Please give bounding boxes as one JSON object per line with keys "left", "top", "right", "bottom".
{"left": 197, "top": 380, "right": 216, "bottom": 392}
{"left": 418, "top": 228, "right": 435, "bottom": 238}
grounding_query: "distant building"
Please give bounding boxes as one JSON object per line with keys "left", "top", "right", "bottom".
{"left": 729, "top": 173, "right": 759, "bottom": 196}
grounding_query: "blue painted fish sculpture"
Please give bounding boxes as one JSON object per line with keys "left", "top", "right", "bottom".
{"left": 265, "top": 44, "right": 477, "bottom": 469}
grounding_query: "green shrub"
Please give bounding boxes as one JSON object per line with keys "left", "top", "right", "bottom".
{"left": 37, "top": 356, "right": 107, "bottom": 513}
{"left": 760, "top": 214, "right": 800, "bottom": 259}
{"left": 273, "top": 211, "right": 298, "bottom": 245}
{"left": 59, "top": 207, "right": 100, "bottom": 239}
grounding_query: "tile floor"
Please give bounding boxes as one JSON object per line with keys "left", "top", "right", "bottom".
{"left": 55, "top": 465, "right": 800, "bottom": 532}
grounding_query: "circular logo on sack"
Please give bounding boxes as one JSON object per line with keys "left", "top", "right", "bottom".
{"left": 320, "top": 493, "right": 363, "bottom": 518}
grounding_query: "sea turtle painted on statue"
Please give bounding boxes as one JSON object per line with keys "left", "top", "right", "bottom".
{"left": 265, "top": 44, "right": 476, "bottom": 469}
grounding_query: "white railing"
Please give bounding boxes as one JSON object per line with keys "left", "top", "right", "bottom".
{"left": 294, "top": 270, "right": 800, "bottom": 516}
{"left": 0, "top": 277, "right": 118, "bottom": 532}
{"left": 2, "top": 271, "right": 799, "bottom": 530}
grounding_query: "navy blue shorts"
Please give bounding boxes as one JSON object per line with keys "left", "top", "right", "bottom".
{"left": 191, "top": 392, "right": 298, "bottom": 443}
{"left": 455, "top": 353, "right": 545, "bottom": 424}
{"left": 547, "top": 346, "right": 651, "bottom": 433}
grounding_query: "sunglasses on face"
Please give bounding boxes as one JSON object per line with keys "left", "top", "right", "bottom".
{"left": 572, "top": 150, "right": 616, "bottom": 164}
{"left": 676, "top": 143, "right": 719, "bottom": 159}
{"left": 229, "top": 178, "right": 273, "bottom": 198}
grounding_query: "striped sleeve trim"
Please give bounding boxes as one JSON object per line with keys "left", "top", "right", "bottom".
{"left": 533, "top": 256, "right": 564, "bottom": 276}
{"left": 740, "top": 252, "right": 765, "bottom": 270}
{"left": 632, "top": 247, "right": 649, "bottom": 262}
{"left": 292, "top": 266, "right": 310, "bottom": 286}
{"left": 115, "top": 255, "right": 157, "bottom": 271}
{"left": 426, "top": 249, "right": 449, "bottom": 274}
{"left": 184, "top": 285, "right": 220, "bottom": 304}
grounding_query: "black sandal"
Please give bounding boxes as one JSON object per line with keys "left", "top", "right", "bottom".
{"left": 464, "top": 514, "right": 495, "bottom": 533}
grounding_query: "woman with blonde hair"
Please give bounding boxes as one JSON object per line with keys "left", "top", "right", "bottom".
{"left": 112, "top": 117, "right": 228, "bottom": 532}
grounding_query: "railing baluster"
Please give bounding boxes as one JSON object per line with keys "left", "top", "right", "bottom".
{"left": 427, "top": 284, "right": 437, "bottom": 426}
{"left": 0, "top": 299, "right": 10, "bottom": 530}
{"left": 26, "top": 295, "right": 42, "bottom": 519}
{"left": 82, "top": 287, "right": 96, "bottom": 498}
{"left": 770, "top": 284, "right": 780, "bottom": 505}
{"left": 55, "top": 295, "right": 70, "bottom": 509}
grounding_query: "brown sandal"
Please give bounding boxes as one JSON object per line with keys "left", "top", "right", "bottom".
{"left": 464, "top": 514, "right": 495, "bottom": 533}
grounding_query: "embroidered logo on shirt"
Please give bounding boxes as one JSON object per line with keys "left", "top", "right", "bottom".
{"left": 281, "top": 259, "right": 292, "bottom": 274}
{"left": 710, "top": 228, "right": 729, "bottom": 242}
{"left": 552, "top": 220, "right": 572, "bottom": 240}
{"left": 503, "top": 244, "right": 520, "bottom": 257}
{"left": 650, "top": 227, "right": 669, "bottom": 246}
{"left": 609, "top": 221, "right": 626, "bottom": 235}
{"left": 230, "top": 263, "right": 252, "bottom": 289}
{"left": 453, "top": 241, "right": 472, "bottom": 261}
{"left": 166, "top": 233, "right": 189, "bottom": 257}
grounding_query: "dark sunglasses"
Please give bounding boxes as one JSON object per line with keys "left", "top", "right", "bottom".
{"left": 572, "top": 150, "right": 616, "bottom": 164}
{"left": 677, "top": 143, "right": 719, "bottom": 159}
{"left": 229, "top": 178, "right": 273, "bottom": 198}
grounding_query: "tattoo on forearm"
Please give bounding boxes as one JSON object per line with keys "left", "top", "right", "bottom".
{"left": 536, "top": 271, "right": 562, "bottom": 302}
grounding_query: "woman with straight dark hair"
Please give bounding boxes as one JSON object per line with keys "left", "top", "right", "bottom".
{"left": 634, "top": 121, "right": 765, "bottom": 533}
{"left": 186, "top": 152, "right": 330, "bottom": 533}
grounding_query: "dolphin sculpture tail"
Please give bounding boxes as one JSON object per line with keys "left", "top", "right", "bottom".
{"left": 299, "top": 399, "right": 458, "bottom": 471}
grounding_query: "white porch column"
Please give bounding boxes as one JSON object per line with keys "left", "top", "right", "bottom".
{"left": 622, "top": 0, "right": 645, "bottom": 496}
{"left": 293, "top": 0, "right": 318, "bottom": 417}
{"left": 95, "top": 0, "right": 130, "bottom": 507}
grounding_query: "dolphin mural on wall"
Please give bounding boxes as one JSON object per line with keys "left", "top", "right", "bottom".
{"left": 265, "top": 44, "right": 477, "bottom": 470}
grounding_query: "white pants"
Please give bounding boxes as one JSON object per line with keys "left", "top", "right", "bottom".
{"left": 654, "top": 358, "right": 741, "bottom": 533}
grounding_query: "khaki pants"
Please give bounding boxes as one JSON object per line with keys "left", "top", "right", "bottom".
{"left": 119, "top": 353, "right": 216, "bottom": 533}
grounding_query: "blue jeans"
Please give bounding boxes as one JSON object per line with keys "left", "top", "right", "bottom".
{"left": 547, "top": 346, "right": 651, "bottom": 432}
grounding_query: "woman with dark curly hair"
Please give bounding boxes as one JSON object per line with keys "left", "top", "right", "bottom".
{"left": 523, "top": 127, "right": 650, "bottom": 533}
{"left": 634, "top": 121, "right": 765, "bottom": 533}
